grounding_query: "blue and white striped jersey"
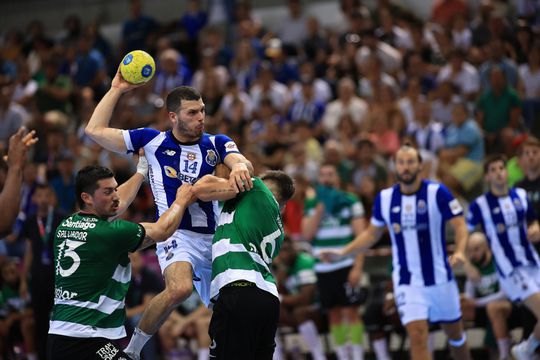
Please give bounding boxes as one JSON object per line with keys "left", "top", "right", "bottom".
{"left": 122, "top": 128, "right": 240, "bottom": 234}
{"left": 467, "top": 188, "right": 540, "bottom": 277}
{"left": 372, "top": 180, "right": 463, "bottom": 287}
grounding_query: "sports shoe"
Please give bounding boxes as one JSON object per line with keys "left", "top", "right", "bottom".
{"left": 511, "top": 341, "right": 540, "bottom": 360}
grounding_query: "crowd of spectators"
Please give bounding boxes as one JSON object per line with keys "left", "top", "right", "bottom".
{"left": 1, "top": 0, "right": 540, "bottom": 358}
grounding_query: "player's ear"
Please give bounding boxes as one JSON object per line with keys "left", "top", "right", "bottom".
{"left": 168, "top": 111, "right": 178, "bottom": 125}
{"left": 81, "top": 192, "right": 93, "bottom": 207}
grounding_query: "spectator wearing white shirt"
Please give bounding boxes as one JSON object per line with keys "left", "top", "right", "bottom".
{"left": 358, "top": 56, "right": 399, "bottom": 100}
{"left": 518, "top": 45, "right": 540, "bottom": 130}
{"left": 356, "top": 27, "right": 402, "bottom": 75}
{"left": 322, "top": 77, "right": 368, "bottom": 134}
{"left": 451, "top": 15, "right": 472, "bottom": 51}
{"left": 290, "top": 61, "right": 332, "bottom": 104}
{"left": 249, "top": 62, "right": 290, "bottom": 114}
{"left": 375, "top": 7, "right": 414, "bottom": 51}
{"left": 438, "top": 49, "right": 480, "bottom": 101}
{"left": 276, "top": 0, "right": 308, "bottom": 46}
{"left": 431, "top": 81, "right": 462, "bottom": 126}
{"left": 406, "top": 100, "right": 445, "bottom": 156}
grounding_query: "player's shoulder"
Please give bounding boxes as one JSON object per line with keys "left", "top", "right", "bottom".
{"left": 512, "top": 187, "right": 528, "bottom": 199}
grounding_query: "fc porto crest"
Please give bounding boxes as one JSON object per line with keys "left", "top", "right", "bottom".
{"left": 187, "top": 152, "right": 197, "bottom": 161}
{"left": 206, "top": 150, "right": 217, "bottom": 166}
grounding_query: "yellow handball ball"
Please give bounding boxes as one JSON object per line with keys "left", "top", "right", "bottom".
{"left": 120, "top": 50, "right": 155, "bottom": 84}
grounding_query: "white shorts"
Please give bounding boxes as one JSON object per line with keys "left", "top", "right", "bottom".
{"left": 499, "top": 266, "right": 540, "bottom": 302}
{"left": 394, "top": 281, "right": 462, "bottom": 326}
{"left": 155, "top": 230, "right": 213, "bottom": 306}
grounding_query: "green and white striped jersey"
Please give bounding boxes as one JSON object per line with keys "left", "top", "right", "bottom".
{"left": 304, "top": 186, "right": 364, "bottom": 273}
{"left": 211, "top": 177, "right": 284, "bottom": 300}
{"left": 49, "top": 213, "right": 145, "bottom": 339}
{"left": 284, "top": 253, "right": 317, "bottom": 295}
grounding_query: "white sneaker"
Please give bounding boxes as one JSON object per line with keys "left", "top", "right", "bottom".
{"left": 124, "top": 351, "right": 140, "bottom": 360}
{"left": 511, "top": 341, "right": 539, "bottom": 360}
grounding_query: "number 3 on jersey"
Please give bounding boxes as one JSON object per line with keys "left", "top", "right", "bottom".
{"left": 183, "top": 160, "right": 198, "bottom": 174}
{"left": 56, "top": 239, "right": 85, "bottom": 277}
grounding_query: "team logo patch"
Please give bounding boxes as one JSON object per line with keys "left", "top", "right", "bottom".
{"left": 393, "top": 223, "right": 401, "bottom": 234}
{"left": 224, "top": 141, "right": 238, "bottom": 152}
{"left": 417, "top": 200, "right": 427, "bottom": 214}
{"left": 497, "top": 223, "right": 506, "bottom": 234}
{"left": 514, "top": 198, "right": 522, "bottom": 210}
{"left": 164, "top": 166, "right": 178, "bottom": 178}
{"left": 187, "top": 152, "right": 197, "bottom": 161}
{"left": 493, "top": 207, "right": 501, "bottom": 214}
{"left": 206, "top": 150, "right": 217, "bottom": 166}
{"left": 392, "top": 206, "right": 401, "bottom": 213}
{"left": 449, "top": 199, "right": 463, "bottom": 215}
{"left": 163, "top": 150, "right": 176, "bottom": 156}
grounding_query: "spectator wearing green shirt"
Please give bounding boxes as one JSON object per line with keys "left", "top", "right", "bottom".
{"left": 34, "top": 58, "right": 72, "bottom": 115}
{"left": 476, "top": 67, "right": 521, "bottom": 154}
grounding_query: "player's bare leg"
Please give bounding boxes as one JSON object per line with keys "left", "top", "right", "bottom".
{"left": 125, "top": 261, "right": 194, "bottom": 359}
{"left": 441, "top": 320, "right": 471, "bottom": 360}
{"left": 406, "top": 320, "right": 431, "bottom": 360}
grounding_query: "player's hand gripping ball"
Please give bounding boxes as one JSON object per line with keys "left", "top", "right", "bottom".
{"left": 120, "top": 50, "right": 155, "bottom": 84}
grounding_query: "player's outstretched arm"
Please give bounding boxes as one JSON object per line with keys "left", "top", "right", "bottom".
{"left": 224, "top": 153, "right": 254, "bottom": 193}
{"left": 192, "top": 174, "right": 237, "bottom": 202}
{"left": 0, "top": 128, "right": 38, "bottom": 237}
{"left": 138, "top": 184, "right": 196, "bottom": 248}
{"left": 448, "top": 215, "right": 469, "bottom": 266}
{"left": 319, "top": 224, "right": 384, "bottom": 262}
{"left": 85, "top": 70, "right": 141, "bottom": 153}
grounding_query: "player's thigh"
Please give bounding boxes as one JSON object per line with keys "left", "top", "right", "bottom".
{"left": 405, "top": 320, "right": 430, "bottom": 346}
{"left": 427, "top": 281, "right": 462, "bottom": 324}
{"left": 394, "top": 285, "right": 429, "bottom": 326}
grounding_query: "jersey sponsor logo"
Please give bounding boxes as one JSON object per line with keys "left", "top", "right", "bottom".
{"left": 54, "top": 286, "right": 78, "bottom": 300}
{"left": 392, "top": 206, "right": 401, "bottom": 213}
{"left": 417, "top": 200, "right": 427, "bottom": 214}
{"left": 449, "top": 199, "right": 463, "bottom": 215}
{"left": 206, "top": 150, "right": 218, "bottom": 166}
{"left": 95, "top": 343, "right": 119, "bottom": 360}
{"left": 163, "top": 166, "right": 198, "bottom": 184}
{"left": 224, "top": 141, "right": 238, "bottom": 152}
{"left": 187, "top": 152, "right": 197, "bottom": 161}
{"left": 163, "top": 150, "right": 176, "bottom": 156}
{"left": 61, "top": 219, "right": 96, "bottom": 230}
{"left": 493, "top": 207, "right": 501, "bottom": 214}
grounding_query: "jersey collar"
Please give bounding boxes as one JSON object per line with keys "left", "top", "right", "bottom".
{"left": 168, "top": 130, "right": 203, "bottom": 146}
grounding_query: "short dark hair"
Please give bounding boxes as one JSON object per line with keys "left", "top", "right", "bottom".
{"left": 261, "top": 170, "right": 295, "bottom": 204}
{"left": 396, "top": 144, "right": 423, "bottom": 163}
{"left": 166, "top": 86, "right": 202, "bottom": 113}
{"left": 76, "top": 165, "right": 114, "bottom": 209}
{"left": 520, "top": 136, "right": 540, "bottom": 151}
{"left": 483, "top": 154, "right": 507, "bottom": 174}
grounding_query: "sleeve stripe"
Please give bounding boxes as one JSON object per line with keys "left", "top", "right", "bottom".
{"left": 122, "top": 130, "right": 134, "bottom": 153}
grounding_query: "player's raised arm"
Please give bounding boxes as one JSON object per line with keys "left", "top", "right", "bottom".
{"left": 138, "top": 184, "right": 196, "bottom": 249}
{"left": 85, "top": 69, "right": 141, "bottom": 153}
{"left": 192, "top": 174, "right": 237, "bottom": 202}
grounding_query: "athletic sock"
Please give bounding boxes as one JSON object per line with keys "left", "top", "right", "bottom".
{"left": 299, "top": 320, "right": 326, "bottom": 360}
{"left": 497, "top": 337, "right": 510, "bottom": 359}
{"left": 198, "top": 348, "right": 209, "bottom": 360}
{"left": 527, "top": 334, "right": 540, "bottom": 354}
{"left": 427, "top": 332, "right": 435, "bottom": 355}
{"left": 372, "top": 338, "right": 391, "bottom": 360}
{"left": 331, "top": 323, "right": 347, "bottom": 346}
{"left": 273, "top": 333, "right": 284, "bottom": 360}
{"left": 349, "top": 322, "right": 364, "bottom": 345}
{"left": 124, "top": 327, "right": 152, "bottom": 358}
{"left": 350, "top": 344, "right": 364, "bottom": 360}
{"left": 334, "top": 345, "right": 349, "bottom": 360}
